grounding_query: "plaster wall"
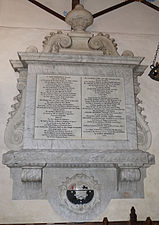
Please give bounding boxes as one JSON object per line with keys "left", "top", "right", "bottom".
{"left": 0, "top": 0, "right": 159, "bottom": 223}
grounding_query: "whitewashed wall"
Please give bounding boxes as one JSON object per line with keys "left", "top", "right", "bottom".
{"left": 0, "top": 0, "right": 159, "bottom": 223}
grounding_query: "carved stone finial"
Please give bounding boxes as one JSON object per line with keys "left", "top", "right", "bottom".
{"left": 65, "top": 4, "right": 94, "bottom": 32}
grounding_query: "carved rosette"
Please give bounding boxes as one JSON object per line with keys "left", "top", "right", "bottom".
{"left": 4, "top": 69, "right": 27, "bottom": 151}
{"left": 59, "top": 174, "right": 100, "bottom": 214}
{"left": 42, "top": 31, "right": 72, "bottom": 53}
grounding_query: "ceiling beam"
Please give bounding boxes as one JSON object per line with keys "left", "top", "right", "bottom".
{"left": 72, "top": 0, "right": 80, "bottom": 9}
{"left": 27, "top": 0, "right": 158, "bottom": 24}
{"left": 28, "top": 0, "right": 65, "bottom": 21}
{"left": 93, "top": 0, "right": 136, "bottom": 18}
{"left": 93, "top": 0, "right": 159, "bottom": 18}
{"left": 140, "top": 0, "right": 159, "bottom": 12}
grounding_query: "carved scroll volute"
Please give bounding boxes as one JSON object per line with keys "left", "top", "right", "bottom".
{"left": 120, "top": 168, "right": 141, "bottom": 182}
{"left": 4, "top": 69, "right": 27, "bottom": 151}
{"left": 88, "top": 33, "right": 119, "bottom": 56}
{"left": 136, "top": 104, "right": 152, "bottom": 151}
{"left": 133, "top": 70, "right": 152, "bottom": 151}
{"left": 42, "top": 31, "right": 72, "bottom": 53}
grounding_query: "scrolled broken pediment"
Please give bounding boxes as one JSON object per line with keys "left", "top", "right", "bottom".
{"left": 42, "top": 31, "right": 72, "bottom": 53}
{"left": 88, "top": 32, "right": 119, "bottom": 56}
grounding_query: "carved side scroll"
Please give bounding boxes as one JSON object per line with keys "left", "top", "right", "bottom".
{"left": 88, "top": 33, "right": 119, "bottom": 56}
{"left": 42, "top": 31, "right": 72, "bottom": 53}
{"left": 136, "top": 101, "right": 152, "bottom": 151}
{"left": 134, "top": 69, "right": 152, "bottom": 151}
{"left": 21, "top": 168, "right": 42, "bottom": 182}
{"left": 4, "top": 68, "right": 27, "bottom": 151}
{"left": 120, "top": 168, "right": 141, "bottom": 182}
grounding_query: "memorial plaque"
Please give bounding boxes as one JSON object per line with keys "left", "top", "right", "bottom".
{"left": 3, "top": 5, "right": 155, "bottom": 221}
{"left": 35, "top": 75, "right": 127, "bottom": 140}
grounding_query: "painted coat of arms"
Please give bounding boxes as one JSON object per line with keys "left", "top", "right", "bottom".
{"left": 59, "top": 174, "right": 100, "bottom": 213}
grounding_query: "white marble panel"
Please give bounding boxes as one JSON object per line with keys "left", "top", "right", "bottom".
{"left": 23, "top": 57, "right": 137, "bottom": 150}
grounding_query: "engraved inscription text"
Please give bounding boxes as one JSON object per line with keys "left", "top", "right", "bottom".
{"left": 34, "top": 75, "right": 126, "bottom": 140}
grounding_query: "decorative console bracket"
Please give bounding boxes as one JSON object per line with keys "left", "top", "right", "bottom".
{"left": 3, "top": 4, "right": 155, "bottom": 222}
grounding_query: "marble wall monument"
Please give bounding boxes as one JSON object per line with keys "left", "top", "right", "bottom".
{"left": 2, "top": 5, "right": 155, "bottom": 222}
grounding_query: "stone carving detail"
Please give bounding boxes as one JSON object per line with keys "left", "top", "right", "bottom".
{"left": 4, "top": 70, "right": 27, "bottom": 151}
{"left": 88, "top": 33, "right": 119, "bottom": 56}
{"left": 120, "top": 168, "right": 141, "bottom": 182}
{"left": 21, "top": 168, "right": 42, "bottom": 182}
{"left": 121, "top": 50, "right": 134, "bottom": 57}
{"left": 134, "top": 72, "right": 152, "bottom": 151}
{"left": 42, "top": 5, "right": 134, "bottom": 56}
{"left": 2, "top": 4, "right": 155, "bottom": 221}
{"left": 136, "top": 109, "right": 152, "bottom": 151}
{"left": 25, "top": 45, "right": 38, "bottom": 53}
{"left": 2, "top": 149, "right": 154, "bottom": 168}
{"left": 59, "top": 174, "right": 100, "bottom": 213}
{"left": 42, "top": 31, "right": 72, "bottom": 53}
{"left": 134, "top": 73, "right": 152, "bottom": 151}
{"left": 65, "top": 4, "right": 93, "bottom": 31}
